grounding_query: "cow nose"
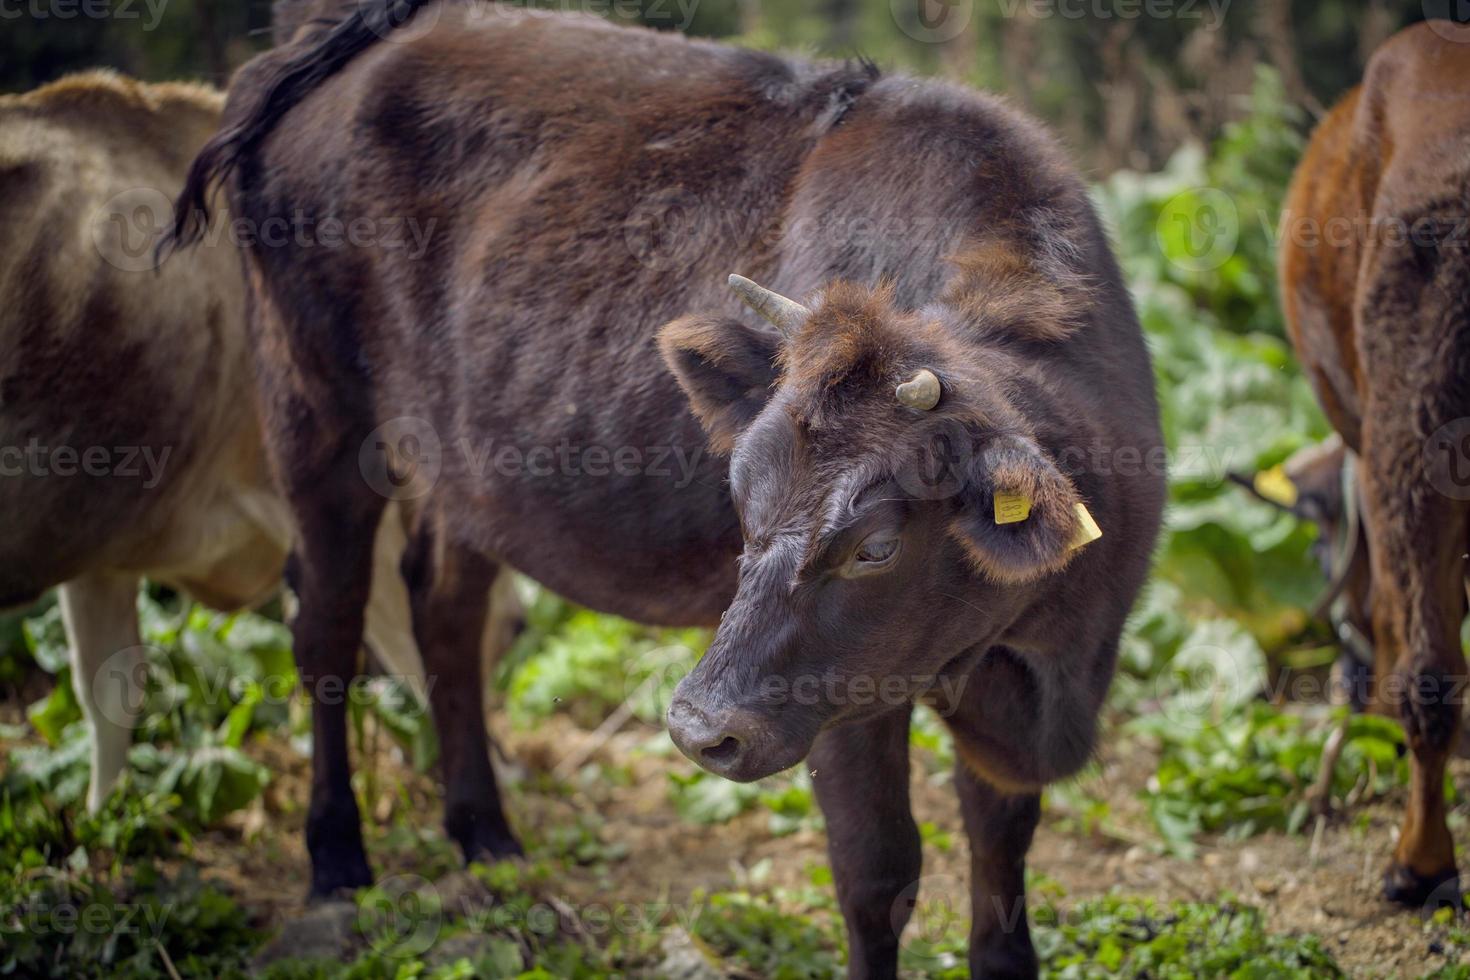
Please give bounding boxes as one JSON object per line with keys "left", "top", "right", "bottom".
{"left": 666, "top": 695, "right": 756, "bottom": 777}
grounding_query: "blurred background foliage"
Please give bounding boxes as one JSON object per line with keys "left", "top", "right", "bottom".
{"left": 0, "top": 0, "right": 1430, "bottom": 175}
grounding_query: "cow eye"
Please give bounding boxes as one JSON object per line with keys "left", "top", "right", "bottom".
{"left": 848, "top": 533, "right": 900, "bottom": 575}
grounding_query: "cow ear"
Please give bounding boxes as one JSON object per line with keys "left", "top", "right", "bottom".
{"left": 659, "top": 314, "right": 781, "bottom": 454}
{"left": 951, "top": 436, "right": 1087, "bottom": 584}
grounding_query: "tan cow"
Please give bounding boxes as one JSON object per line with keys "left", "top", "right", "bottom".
{"left": 0, "top": 71, "right": 520, "bottom": 812}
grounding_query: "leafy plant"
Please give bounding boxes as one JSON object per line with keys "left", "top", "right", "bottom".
{"left": 1133, "top": 703, "right": 1411, "bottom": 856}
{"left": 0, "top": 854, "right": 258, "bottom": 980}
{"left": 690, "top": 889, "right": 845, "bottom": 980}
{"left": 1032, "top": 893, "right": 1343, "bottom": 978}
{"left": 500, "top": 598, "right": 707, "bottom": 730}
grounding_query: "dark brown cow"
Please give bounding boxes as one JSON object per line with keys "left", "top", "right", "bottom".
{"left": 170, "top": 2, "right": 1164, "bottom": 974}
{"left": 1280, "top": 20, "right": 1470, "bottom": 908}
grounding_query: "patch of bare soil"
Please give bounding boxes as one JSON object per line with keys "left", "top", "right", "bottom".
{"left": 181, "top": 713, "right": 1464, "bottom": 977}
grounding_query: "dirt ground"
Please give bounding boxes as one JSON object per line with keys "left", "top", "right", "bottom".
{"left": 184, "top": 711, "right": 1463, "bottom": 978}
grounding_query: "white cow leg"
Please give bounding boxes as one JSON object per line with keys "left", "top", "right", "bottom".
{"left": 58, "top": 573, "right": 142, "bottom": 812}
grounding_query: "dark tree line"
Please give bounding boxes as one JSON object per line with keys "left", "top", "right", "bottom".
{"left": 0, "top": 0, "right": 1443, "bottom": 172}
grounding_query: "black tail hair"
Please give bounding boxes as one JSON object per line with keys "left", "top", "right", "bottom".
{"left": 160, "top": 0, "right": 439, "bottom": 260}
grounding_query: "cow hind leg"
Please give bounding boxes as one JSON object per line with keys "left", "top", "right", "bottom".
{"left": 401, "top": 513, "right": 521, "bottom": 862}
{"left": 59, "top": 572, "right": 142, "bottom": 812}
{"left": 809, "top": 705, "right": 920, "bottom": 980}
{"left": 288, "top": 487, "right": 384, "bottom": 899}
{"left": 1361, "top": 433, "right": 1468, "bottom": 907}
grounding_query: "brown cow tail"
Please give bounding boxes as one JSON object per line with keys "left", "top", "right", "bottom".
{"left": 158, "top": 0, "right": 439, "bottom": 262}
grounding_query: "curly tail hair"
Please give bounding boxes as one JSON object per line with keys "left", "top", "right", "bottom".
{"left": 160, "top": 0, "right": 439, "bottom": 260}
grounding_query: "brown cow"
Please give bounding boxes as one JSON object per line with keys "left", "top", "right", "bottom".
{"left": 0, "top": 71, "right": 520, "bottom": 812}
{"left": 170, "top": 3, "right": 1164, "bottom": 975}
{"left": 1280, "top": 20, "right": 1470, "bottom": 907}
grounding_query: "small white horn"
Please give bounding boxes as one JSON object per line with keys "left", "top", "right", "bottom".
{"left": 895, "top": 369, "right": 941, "bottom": 410}
{"left": 728, "top": 274, "right": 810, "bottom": 338}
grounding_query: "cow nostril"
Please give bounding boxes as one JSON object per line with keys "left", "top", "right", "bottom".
{"left": 702, "top": 735, "right": 742, "bottom": 763}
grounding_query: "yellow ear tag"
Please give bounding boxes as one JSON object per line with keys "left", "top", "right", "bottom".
{"left": 1253, "top": 465, "right": 1298, "bottom": 508}
{"left": 1068, "top": 502, "right": 1102, "bottom": 551}
{"left": 994, "top": 492, "right": 1032, "bottom": 525}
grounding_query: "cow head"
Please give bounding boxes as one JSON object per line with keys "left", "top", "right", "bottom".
{"left": 1229, "top": 435, "right": 1359, "bottom": 586}
{"left": 657, "top": 275, "right": 1094, "bottom": 781}
{"left": 1229, "top": 435, "right": 1376, "bottom": 706}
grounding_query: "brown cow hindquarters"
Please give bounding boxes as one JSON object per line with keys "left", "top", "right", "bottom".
{"left": 1357, "top": 224, "right": 1470, "bottom": 905}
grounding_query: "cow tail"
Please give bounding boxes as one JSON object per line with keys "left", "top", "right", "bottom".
{"left": 160, "top": 0, "right": 439, "bottom": 258}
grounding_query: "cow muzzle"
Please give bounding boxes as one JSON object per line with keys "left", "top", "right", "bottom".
{"left": 666, "top": 687, "right": 808, "bottom": 783}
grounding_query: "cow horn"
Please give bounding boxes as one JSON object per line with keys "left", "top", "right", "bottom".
{"left": 895, "top": 368, "right": 941, "bottom": 410}
{"left": 728, "top": 274, "right": 809, "bottom": 338}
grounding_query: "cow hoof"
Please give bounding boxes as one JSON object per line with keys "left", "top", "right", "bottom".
{"left": 1382, "top": 861, "right": 1460, "bottom": 910}
{"left": 309, "top": 855, "right": 375, "bottom": 902}
{"left": 464, "top": 829, "right": 525, "bottom": 866}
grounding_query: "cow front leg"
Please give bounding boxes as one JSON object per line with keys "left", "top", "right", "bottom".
{"left": 59, "top": 572, "right": 143, "bottom": 812}
{"left": 288, "top": 495, "right": 382, "bottom": 899}
{"left": 809, "top": 705, "right": 920, "bottom": 980}
{"left": 954, "top": 766, "right": 1041, "bottom": 979}
{"left": 402, "top": 516, "right": 521, "bottom": 862}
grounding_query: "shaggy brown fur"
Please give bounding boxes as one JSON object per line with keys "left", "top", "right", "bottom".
{"left": 1280, "top": 20, "right": 1470, "bottom": 908}
{"left": 169, "top": 4, "right": 1164, "bottom": 975}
